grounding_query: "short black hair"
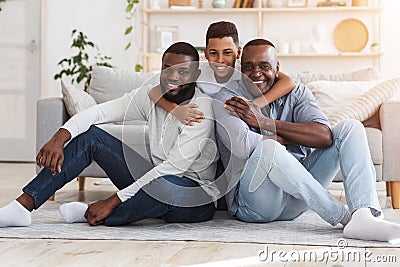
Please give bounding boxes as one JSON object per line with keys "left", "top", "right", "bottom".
{"left": 206, "top": 21, "right": 239, "bottom": 46}
{"left": 243, "top": 39, "right": 276, "bottom": 50}
{"left": 162, "top": 42, "right": 200, "bottom": 69}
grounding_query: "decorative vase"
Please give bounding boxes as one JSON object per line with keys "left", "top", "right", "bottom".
{"left": 212, "top": 0, "right": 226, "bottom": 8}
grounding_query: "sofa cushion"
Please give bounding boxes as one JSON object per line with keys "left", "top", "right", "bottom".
{"left": 61, "top": 80, "right": 97, "bottom": 116}
{"left": 89, "top": 66, "right": 159, "bottom": 104}
{"left": 307, "top": 80, "right": 379, "bottom": 118}
{"left": 329, "top": 77, "right": 400, "bottom": 127}
{"left": 291, "top": 67, "right": 380, "bottom": 84}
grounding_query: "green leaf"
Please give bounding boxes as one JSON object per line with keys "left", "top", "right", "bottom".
{"left": 126, "top": 4, "right": 133, "bottom": 13}
{"left": 57, "top": 58, "right": 68, "bottom": 65}
{"left": 125, "top": 26, "right": 133, "bottom": 35}
{"left": 77, "top": 73, "right": 86, "bottom": 83}
{"left": 125, "top": 42, "right": 132, "bottom": 50}
{"left": 135, "top": 64, "right": 143, "bottom": 72}
{"left": 72, "top": 55, "right": 82, "bottom": 64}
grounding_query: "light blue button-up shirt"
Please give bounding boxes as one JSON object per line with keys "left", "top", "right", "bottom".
{"left": 211, "top": 79, "right": 331, "bottom": 214}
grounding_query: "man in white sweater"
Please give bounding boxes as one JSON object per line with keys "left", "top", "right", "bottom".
{"left": 0, "top": 42, "right": 220, "bottom": 227}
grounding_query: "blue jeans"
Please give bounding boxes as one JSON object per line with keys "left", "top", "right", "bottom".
{"left": 23, "top": 126, "right": 215, "bottom": 225}
{"left": 235, "top": 120, "right": 381, "bottom": 226}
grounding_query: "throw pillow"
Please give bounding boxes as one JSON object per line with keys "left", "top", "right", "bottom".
{"left": 291, "top": 67, "right": 380, "bottom": 84}
{"left": 89, "top": 66, "right": 158, "bottom": 104}
{"left": 329, "top": 77, "right": 400, "bottom": 127}
{"left": 307, "top": 80, "right": 380, "bottom": 117}
{"left": 61, "top": 80, "right": 97, "bottom": 116}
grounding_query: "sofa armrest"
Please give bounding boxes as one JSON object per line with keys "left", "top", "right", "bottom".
{"left": 36, "top": 97, "right": 69, "bottom": 154}
{"left": 380, "top": 94, "right": 400, "bottom": 181}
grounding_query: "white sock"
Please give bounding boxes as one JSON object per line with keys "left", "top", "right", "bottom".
{"left": 344, "top": 208, "right": 400, "bottom": 243}
{"left": 59, "top": 202, "right": 88, "bottom": 223}
{"left": 0, "top": 200, "right": 31, "bottom": 227}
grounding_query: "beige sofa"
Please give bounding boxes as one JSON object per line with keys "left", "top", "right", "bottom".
{"left": 36, "top": 66, "right": 400, "bottom": 208}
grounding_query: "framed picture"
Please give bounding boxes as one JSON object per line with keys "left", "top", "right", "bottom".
{"left": 286, "top": 0, "right": 308, "bottom": 7}
{"left": 155, "top": 25, "right": 179, "bottom": 52}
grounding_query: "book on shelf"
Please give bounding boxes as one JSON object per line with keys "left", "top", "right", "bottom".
{"left": 233, "top": 0, "right": 255, "bottom": 8}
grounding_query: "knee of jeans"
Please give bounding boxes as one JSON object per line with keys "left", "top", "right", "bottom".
{"left": 252, "top": 139, "right": 285, "bottom": 167}
{"left": 333, "top": 119, "right": 364, "bottom": 138}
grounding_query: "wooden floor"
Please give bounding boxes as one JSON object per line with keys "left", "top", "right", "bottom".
{"left": 0, "top": 163, "right": 400, "bottom": 266}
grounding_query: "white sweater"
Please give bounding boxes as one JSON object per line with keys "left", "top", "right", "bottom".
{"left": 62, "top": 85, "right": 220, "bottom": 202}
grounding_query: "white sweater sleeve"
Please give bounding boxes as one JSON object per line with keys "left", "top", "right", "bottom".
{"left": 61, "top": 86, "right": 151, "bottom": 139}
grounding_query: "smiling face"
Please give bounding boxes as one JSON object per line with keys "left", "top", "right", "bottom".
{"left": 204, "top": 37, "right": 241, "bottom": 84}
{"left": 241, "top": 45, "right": 279, "bottom": 97}
{"left": 160, "top": 53, "right": 200, "bottom": 104}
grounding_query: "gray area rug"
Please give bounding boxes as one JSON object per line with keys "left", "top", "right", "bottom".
{"left": 1, "top": 201, "right": 399, "bottom": 248}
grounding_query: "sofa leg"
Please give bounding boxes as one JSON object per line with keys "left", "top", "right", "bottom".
{"left": 386, "top": 182, "right": 392, "bottom": 196}
{"left": 390, "top": 181, "right": 400, "bottom": 209}
{"left": 78, "top": 176, "right": 86, "bottom": 191}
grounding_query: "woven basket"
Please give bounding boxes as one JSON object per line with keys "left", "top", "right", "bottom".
{"left": 169, "top": 0, "right": 191, "bottom": 6}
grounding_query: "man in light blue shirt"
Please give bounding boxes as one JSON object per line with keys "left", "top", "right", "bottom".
{"left": 216, "top": 38, "right": 400, "bottom": 243}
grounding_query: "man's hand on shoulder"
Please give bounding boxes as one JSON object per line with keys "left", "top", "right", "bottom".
{"left": 36, "top": 128, "right": 71, "bottom": 175}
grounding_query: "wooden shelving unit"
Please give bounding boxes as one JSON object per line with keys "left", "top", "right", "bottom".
{"left": 141, "top": 1, "right": 381, "bottom": 73}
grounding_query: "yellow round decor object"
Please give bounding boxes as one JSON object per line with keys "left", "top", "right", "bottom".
{"left": 334, "top": 18, "right": 369, "bottom": 52}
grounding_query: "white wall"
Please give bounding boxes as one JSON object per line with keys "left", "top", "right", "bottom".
{"left": 41, "top": 0, "right": 399, "bottom": 98}
{"left": 42, "top": 0, "right": 141, "bottom": 97}
{"left": 380, "top": 0, "right": 400, "bottom": 79}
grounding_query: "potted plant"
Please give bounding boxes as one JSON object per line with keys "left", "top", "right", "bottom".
{"left": 54, "top": 29, "right": 113, "bottom": 92}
